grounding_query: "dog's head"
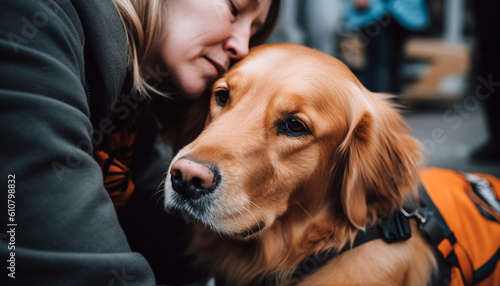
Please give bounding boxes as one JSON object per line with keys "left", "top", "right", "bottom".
{"left": 163, "top": 43, "right": 421, "bottom": 240}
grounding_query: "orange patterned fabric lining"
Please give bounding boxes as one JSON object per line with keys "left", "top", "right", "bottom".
{"left": 94, "top": 108, "right": 142, "bottom": 207}
{"left": 94, "top": 150, "right": 134, "bottom": 207}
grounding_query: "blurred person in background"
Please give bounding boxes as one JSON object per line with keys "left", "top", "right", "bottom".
{"left": 270, "top": 0, "right": 344, "bottom": 57}
{"left": 344, "top": 0, "right": 429, "bottom": 94}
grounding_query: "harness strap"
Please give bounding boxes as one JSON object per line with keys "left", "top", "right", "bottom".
{"left": 283, "top": 184, "right": 458, "bottom": 286}
{"left": 290, "top": 225, "right": 379, "bottom": 281}
{"left": 410, "top": 185, "right": 463, "bottom": 285}
{"left": 289, "top": 210, "right": 412, "bottom": 282}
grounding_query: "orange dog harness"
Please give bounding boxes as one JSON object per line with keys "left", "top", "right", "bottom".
{"left": 419, "top": 168, "right": 500, "bottom": 286}
{"left": 267, "top": 168, "right": 500, "bottom": 286}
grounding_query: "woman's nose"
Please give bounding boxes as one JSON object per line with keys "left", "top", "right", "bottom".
{"left": 224, "top": 23, "right": 251, "bottom": 60}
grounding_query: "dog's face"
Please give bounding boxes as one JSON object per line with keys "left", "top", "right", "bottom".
{"left": 164, "top": 43, "right": 421, "bottom": 239}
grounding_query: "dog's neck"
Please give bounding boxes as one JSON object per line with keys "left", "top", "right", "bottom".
{"left": 191, "top": 207, "right": 358, "bottom": 285}
{"left": 190, "top": 190, "right": 430, "bottom": 286}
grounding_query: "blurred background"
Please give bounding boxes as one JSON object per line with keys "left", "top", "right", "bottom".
{"left": 267, "top": 0, "right": 500, "bottom": 176}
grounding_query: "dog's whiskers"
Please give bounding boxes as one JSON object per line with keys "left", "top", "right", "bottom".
{"left": 234, "top": 206, "right": 259, "bottom": 240}
{"left": 241, "top": 196, "right": 282, "bottom": 225}
{"left": 242, "top": 205, "right": 262, "bottom": 238}
{"left": 223, "top": 203, "right": 242, "bottom": 236}
{"left": 151, "top": 177, "right": 167, "bottom": 206}
{"left": 295, "top": 200, "right": 314, "bottom": 220}
{"left": 154, "top": 192, "right": 165, "bottom": 207}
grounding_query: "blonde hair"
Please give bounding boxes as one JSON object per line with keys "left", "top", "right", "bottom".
{"left": 112, "top": 0, "right": 281, "bottom": 97}
{"left": 112, "top": 0, "right": 166, "bottom": 96}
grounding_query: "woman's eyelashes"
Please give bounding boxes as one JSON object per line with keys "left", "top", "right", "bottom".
{"left": 228, "top": 0, "right": 239, "bottom": 17}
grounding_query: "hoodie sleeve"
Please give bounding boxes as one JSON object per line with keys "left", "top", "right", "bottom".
{"left": 0, "top": 1, "right": 156, "bottom": 285}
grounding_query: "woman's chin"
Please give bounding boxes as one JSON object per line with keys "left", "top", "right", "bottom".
{"left": 179, "top": 82, "right": 212, "bottom": 100}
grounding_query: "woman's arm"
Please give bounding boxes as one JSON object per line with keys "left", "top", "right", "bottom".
{"left": 0, "top": 1, "right": 155, "bottom": 285}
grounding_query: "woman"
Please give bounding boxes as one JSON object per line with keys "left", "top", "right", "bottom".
{"left": 0, "top": 0, "right": 279, "bottom": 285}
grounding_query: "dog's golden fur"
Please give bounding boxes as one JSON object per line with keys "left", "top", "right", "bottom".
{"left": 164, "top": 43, "right": 437, "bottom": 285}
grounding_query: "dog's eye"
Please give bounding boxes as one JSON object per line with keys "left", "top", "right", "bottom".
{"left": 286, "top": 118, "right": 308, "bottom": 134}
{"left": 277, "top": 117, "right": 310, "bottom": 137}
{"left": 215, "top": 89, "right": 230, "bottom": 107}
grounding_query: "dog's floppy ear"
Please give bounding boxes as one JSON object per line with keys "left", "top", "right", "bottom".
{"left": 337, "top": 111, "right": 373, "bottom": 230}
{"left": 336, "top": 91, "right": 421, "bottom": 230}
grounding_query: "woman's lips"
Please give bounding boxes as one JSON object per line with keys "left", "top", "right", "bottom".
{"left": 204, "top": 57, "right": 226, "bottom": 75}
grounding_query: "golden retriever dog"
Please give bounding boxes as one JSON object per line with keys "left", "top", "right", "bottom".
{"left": 163, "top": 43, "right": 500, "bottom": 285}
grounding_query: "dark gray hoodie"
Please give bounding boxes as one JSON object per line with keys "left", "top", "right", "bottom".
{"left": 0, "top": 1, "right": 157, "bottom": 285}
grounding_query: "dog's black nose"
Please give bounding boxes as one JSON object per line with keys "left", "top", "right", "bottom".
{"left": 170, "top": 158, "right": 219, "bottom": 200}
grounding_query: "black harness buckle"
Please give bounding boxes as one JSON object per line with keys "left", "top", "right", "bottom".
{"left": 378, "top": 210, "right": 412, "bottom": 243}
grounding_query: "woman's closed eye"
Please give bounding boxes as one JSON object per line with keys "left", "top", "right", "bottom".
{"left": 228, "top": 0, "right": 239, "bottom": 17}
